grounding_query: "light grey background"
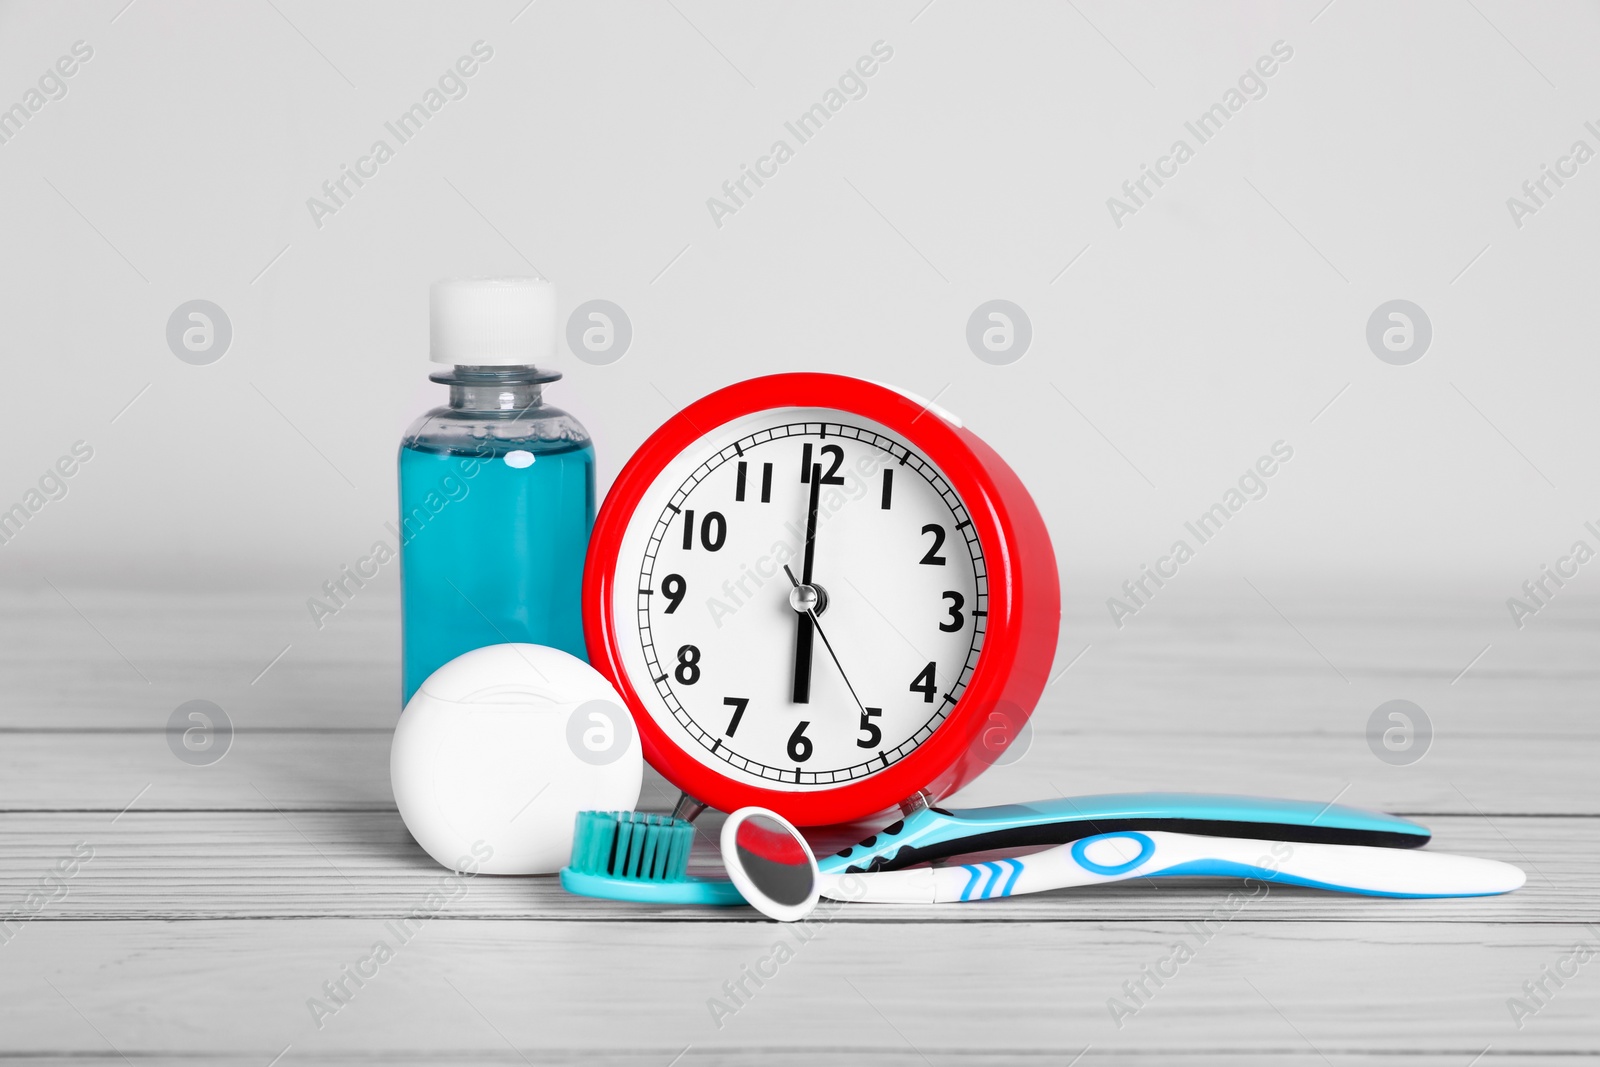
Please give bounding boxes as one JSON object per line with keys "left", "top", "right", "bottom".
{"left": 3, "top": 0, "right": 1597, "bottom": 649}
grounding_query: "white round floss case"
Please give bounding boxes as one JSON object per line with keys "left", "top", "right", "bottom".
{"left": 391, "top": 643, "right": 643, "bottom": 875}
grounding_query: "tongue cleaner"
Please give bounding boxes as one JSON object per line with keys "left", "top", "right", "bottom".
{"left": 818, "top": 791, "right": 1434, "bottom": 877}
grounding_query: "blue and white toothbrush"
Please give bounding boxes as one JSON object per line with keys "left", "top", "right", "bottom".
{"left": 828, "top": 831, "right": 1525, "bottom": 904}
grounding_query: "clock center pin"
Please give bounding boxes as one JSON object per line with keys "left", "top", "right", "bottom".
{"left": 787, "top": 583, "right": 829, "bottom": 616}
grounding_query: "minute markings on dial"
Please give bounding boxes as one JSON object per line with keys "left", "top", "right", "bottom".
{"left": 633, "top": 420, "right": 988, "bottom": 786}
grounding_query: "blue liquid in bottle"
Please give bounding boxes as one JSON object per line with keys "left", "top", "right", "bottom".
{"left": 399, "top": 365, "right": 595, "bottom": 705}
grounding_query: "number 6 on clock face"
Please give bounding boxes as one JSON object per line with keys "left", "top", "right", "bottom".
{"left": 583, "top": 374, "right": 1059, "bottom": 827}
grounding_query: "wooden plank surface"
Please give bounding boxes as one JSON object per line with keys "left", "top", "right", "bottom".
{"left": 1, "top": 590, "right": 1595, "bottom": 1063}
{"left": 3, "top": 921, "right": 1597, "bottom": 1063}
{"left": 3, "top": 587, "right": 1596, "bottom": 817}
{"left": 5, "top": 587, "right": 1596, "bottom": 732}
{"left": 0, "top": 811, "right": 1587, "bottom": 922}
{"left": 1, "top": 726, "right": 1595, "bottom": 815}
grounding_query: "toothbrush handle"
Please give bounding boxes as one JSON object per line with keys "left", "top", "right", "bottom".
{"left": 928, "top": 832, "right": 1525, "bottom": 901}
{"left": 820, "top": 792, "right": 1434, "bottom": 877}
{"left": 941, "top": 792, "right": 1434, "bottom": 849}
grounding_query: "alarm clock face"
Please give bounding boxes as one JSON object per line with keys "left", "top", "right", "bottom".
{"left": 586, "top": 373, "right": 1059, "bottom": 826}
{"left": 609, "top": 409, "right": 986, "bottom": 790}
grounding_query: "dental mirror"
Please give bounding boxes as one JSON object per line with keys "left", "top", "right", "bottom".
{"left": 720, "top": 807, "right": 820, "bottom": 922}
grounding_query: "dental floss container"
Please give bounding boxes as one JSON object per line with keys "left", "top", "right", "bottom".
{"left": 391, "top": 643, "right": 642, "bottom": 875}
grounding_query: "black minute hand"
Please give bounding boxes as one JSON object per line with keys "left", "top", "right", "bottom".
{"left": 791, "top": 463, "right": 822, "bottom": 703}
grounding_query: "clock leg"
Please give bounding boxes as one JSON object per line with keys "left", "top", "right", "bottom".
{"left": 671, "top": 792, "right": 707, "bottom": 823}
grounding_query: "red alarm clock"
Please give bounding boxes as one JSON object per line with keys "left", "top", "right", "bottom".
{"left": 583, "top": 373, "right": 1058, "bottom": 826}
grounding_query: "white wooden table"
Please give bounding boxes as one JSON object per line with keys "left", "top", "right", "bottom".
{"left": 3, "top": 585, "right": 1594, "bottom": 1065}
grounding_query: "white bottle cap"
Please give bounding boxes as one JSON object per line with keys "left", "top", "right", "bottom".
{"left": 430, "top": 276, "right": 557, "bottom": 366}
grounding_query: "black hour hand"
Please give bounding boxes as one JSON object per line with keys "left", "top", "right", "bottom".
{"left": 790, "top": 463, "right": 823, "bottom": 703}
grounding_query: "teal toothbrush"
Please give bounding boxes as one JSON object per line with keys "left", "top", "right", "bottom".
{"left": 560, "top": 810, "right": 742, "bottom": 906}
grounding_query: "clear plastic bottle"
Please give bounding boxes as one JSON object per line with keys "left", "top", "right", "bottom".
{"left": 399, "top": 278, "right": 595, "bottom": 705}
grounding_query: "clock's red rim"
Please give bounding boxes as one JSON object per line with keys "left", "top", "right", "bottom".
{"left": 582, "top": 372, "right": 1059, "bottom": 827}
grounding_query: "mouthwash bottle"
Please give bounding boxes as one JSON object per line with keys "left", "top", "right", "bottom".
{"left": 399, "top": 277, "right": 595, "bottom": 705}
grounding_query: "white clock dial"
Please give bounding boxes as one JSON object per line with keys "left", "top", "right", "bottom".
{"left": 613, "top": 409, "right": 988, "bottom": 790}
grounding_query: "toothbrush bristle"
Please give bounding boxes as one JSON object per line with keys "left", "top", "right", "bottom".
{"left": 570, "top": 811, "right": 694, "bottom": 882}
